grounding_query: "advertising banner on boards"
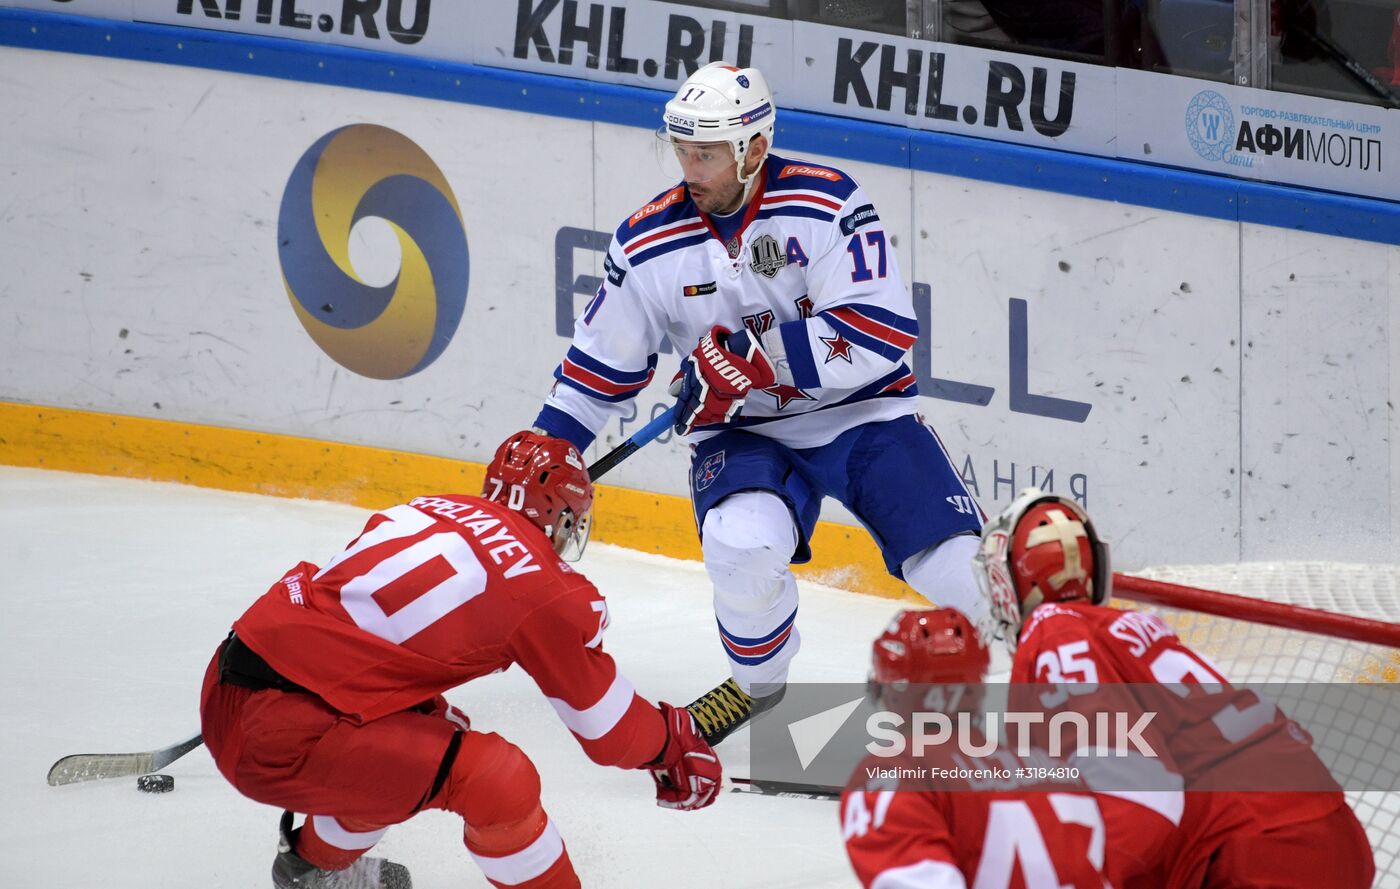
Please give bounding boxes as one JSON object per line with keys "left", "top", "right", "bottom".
{"left": 2, "top": 44, "right": 1396, "bottom": 564}
{"left": 1118, "top": 67, "right": 1399, "bottom": 204}
{"left": 6, "top": 0, "right": 1396, "bottom": 202}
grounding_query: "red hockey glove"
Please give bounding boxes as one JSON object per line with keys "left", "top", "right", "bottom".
{"left": 648, "top": 702, "right": 722, "bottom": 811}
{"left": 669, "top": 326, "right": 777, "bottom": 435}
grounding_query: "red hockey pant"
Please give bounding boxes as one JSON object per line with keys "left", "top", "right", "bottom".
{"left": 200, "top": 654, "right": 579, "bottom": 888}
{"left": 1201, "top": 802, "right": 1375, "bottom": 889}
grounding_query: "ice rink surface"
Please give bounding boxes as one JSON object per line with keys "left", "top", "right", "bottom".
{"left": 0, "top": 467, "right": 953, "bottom": 888}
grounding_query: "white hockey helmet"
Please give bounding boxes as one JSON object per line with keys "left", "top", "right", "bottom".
{"left": 661, "top": 63, "right": 775, "bottom": 185}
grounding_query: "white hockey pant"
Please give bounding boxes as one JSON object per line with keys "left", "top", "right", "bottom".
{"left": 701, "top": 491, "right": 801, "bottom": 695}
{"left": 901, "top": 534, "right": 992, "bottom": 641}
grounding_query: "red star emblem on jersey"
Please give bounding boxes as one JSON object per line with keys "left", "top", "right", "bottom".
{"left": 764, "top": 384, "right": 815, "bottom": 411}
{"left": 820, "top": 333, "right": 854, "bottom": 364}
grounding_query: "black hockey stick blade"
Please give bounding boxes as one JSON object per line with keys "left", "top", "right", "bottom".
{"left": 727, "top": 777, "right": 839, "bottom": 800}
{"left": 46, "top": 733, "right": 204, "bottom": 786}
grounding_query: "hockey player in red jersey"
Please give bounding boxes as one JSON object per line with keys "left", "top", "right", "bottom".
{"left": 200, "top": 432, "right": 721, "bottom": 889}
{"left": 841, "top": 608, "right": 1179, "bottom": 888}
{"left": 973, "top": 487, "right": 1375, "bottom": 889}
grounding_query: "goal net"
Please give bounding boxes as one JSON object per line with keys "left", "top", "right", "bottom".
{"left": 1114, "top": 561, "right": 1400, "bottom": 886}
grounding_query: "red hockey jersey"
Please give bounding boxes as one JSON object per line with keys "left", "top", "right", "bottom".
{"left": 841, "top": 744, "right": 1177, "bottom": 888}
{"left": 1011, "top": 601, "right": 1347, "bottom": 885}
{"left": 232, "top": 495, "right": 666, "bottom": 769}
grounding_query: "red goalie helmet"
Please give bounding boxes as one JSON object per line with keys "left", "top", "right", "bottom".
{"left": 974, "top": 488, "right": 1111, "bottom": 652}
{"left": 872, "top": 608, "right": 990, "bottom": 686}
{"left": 484, "top": 431, "right": 594, "bottom": 561}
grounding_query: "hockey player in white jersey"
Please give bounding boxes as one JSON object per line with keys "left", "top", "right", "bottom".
{"left": 521, "top": 63, "right": 986, "bottom": 742}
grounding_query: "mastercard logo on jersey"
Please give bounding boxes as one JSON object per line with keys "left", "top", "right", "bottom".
{"left": 683, "top": 281, "right": 717, "bottom": 297}
{"left": 278, "top": 124, "right": 470, "bottom": 379}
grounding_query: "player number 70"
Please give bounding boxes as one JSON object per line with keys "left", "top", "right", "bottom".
{"left": 485, "top": 478, "right": 527, "bottom": 511}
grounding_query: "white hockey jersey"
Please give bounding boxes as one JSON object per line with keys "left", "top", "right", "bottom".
{"left": 534, "top": 153, "right": 920, "bottom": 451}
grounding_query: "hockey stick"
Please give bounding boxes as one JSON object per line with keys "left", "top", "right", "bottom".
{"left": 1286, "top": 25, "right": 1400, "bottom": 110}
{"left": 46, "top": 733, "right": 204, "bottom": 786}
{"left": 727, "top": 776, "right": 839, "bottom": 800}
{"left": 587, "top": 405, "right": 677, "bottom": 481}
{"left": 46, "top": 408, "right": 681, "bottom": 787}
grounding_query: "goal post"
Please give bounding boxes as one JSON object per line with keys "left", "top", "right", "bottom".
{"left": 1115, "top": 573, "right": 1400, "bottom": 652}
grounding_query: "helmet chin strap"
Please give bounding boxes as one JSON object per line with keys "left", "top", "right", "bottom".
{"left": 733, "top": 138, "right": 769, "bottom": 207}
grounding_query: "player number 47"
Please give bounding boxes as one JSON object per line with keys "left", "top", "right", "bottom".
{"left": 977, "top": 795, "right": 1106, "bottom": 887}
{"left": 846, "top": 230, "right": 887, "bottom": 283}
{"left": 841, "top": 789, "right": 896, "bottom": 840}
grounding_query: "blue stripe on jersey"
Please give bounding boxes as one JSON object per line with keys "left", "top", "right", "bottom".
{"left": 838, "top": 303, "right": 918, "bottom": 336}
{"left": 566, "top": 347, "right": 656, "bottom": 385}
{"left": 823, "top": 312, "right": 907, "bottom": 362}
{"left": 554, "top": 350, "right": 658, "bottom": 403}
{"left": 755, "top": 206, "right": 837, "bottom": 224}
{"left": 553, "top": 369, "right": 640, "bottom": 403}
{"left": 845, "top": 365, "right": 920, "bottom": 401}
{"left": 614, "top": 185, "right": 696, "bottom": 243}
{"left": 532, "top": 404, "right": 596, "bottom": 452}
{"left": 778, "top": 318, "right": 821, "bottom": 390}
{"left": 763, "top": 152, "right": 859, "bottom": 202}
{"left": 581, "top": 285, "right": 607, "bottom": 325}
{"left": 630, "top": 232, "right": 709, "bottom": 266}
{"left": 721, "top": 364, "right": 919, "bottom": 431}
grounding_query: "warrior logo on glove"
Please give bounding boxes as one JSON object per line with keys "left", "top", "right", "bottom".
{"left": 670, "top": 325, "right": 778, "bottom": 435}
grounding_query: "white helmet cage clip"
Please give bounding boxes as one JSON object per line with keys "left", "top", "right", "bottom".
{"left": 662, "top": 62, "right": 776, "bottom": 189}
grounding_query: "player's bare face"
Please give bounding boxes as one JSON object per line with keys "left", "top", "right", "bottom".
{"left": 674, "top": 141, "right": 745, "bottom": 215}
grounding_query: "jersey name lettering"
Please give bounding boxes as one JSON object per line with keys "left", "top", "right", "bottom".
{"left": 1107, "top": 610, "right": 1174, "bottom": 658}
{"left": 410, "top": 496, "right": 542, "bottom": 578}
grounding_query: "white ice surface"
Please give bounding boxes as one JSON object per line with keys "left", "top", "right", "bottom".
{"left": 0, "top": 467, "right": 957, "bottom": 888}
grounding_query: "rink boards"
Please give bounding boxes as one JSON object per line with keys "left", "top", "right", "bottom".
{"left": 0, "top": 9, "right": 1397, "bottom": 595}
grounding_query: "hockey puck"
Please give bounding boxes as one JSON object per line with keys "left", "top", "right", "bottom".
{"left": 137, "top": 773, "right": 174, "bottom": 793}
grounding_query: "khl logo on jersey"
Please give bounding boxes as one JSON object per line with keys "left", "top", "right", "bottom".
{"left": 749, "top": 234, "right": 787, "bottom": 279}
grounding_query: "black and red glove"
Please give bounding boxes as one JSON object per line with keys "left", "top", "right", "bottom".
{"left": 669, "top": 326, "right": 777, "bottom": 435}
{"left": 648, "top": 702, "right": 722, "bottom": 811}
